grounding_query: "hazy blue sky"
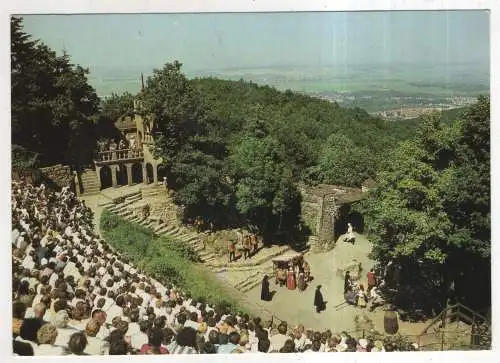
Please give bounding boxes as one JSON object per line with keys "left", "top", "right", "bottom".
{"left": 21, "top": 11, "right": 489, "bottom": 72}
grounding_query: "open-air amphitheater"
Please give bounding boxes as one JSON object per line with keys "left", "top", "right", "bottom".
{"left": 13, "top": 100, "right": 487, "bottom": 353}
{"left": 84, "top": 182, "right": 293, "bottom": 295}
{"left": 74, "top": 181, "right": 490, "bottom": 351}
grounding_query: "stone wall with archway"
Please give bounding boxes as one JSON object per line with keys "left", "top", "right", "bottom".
{"left": 99, "top": 166, "right": 112, "bottom": 189}
{"left": 146, "top": 163, "right": 154, "bottom": 184}
{"left": 131, "top": 163, "right": 143, "bottom": 184}
{"left": 157, "top": 163, "right": 167, "bottom": 184}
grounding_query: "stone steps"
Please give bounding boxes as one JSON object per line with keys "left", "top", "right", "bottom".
{"left": 205, "top": 245, "right": 291, "bottom": 269}
{"left": 97, "top": 200, "right": 115, "bottom": 208}
{"left": 156, "top": 224, "right": 178, "bottom": 236}
{"left": 153, "top": 222, "right": 168, "bottom": 233}
{"left": 233, "top": 266, "right": 275, "bottom": 293}
{"left": 80, "top": 170, "right": 100, "bottom": 195}
{"left": 125, "top": 194, "right": 143, "bottom": 203}
{"left": 117, "top": 209, "right": 133, "bottom": 217}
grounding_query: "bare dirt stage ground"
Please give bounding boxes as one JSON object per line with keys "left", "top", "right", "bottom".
{"left": 244, "top": 233, "right": 426, "bottom": 336}
{"left": 244, "top": 233, "right": 377, "bottom": 333}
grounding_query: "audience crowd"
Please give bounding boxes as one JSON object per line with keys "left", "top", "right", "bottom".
{"left": 11, "top": 180, "right": 415, "bottom": 355}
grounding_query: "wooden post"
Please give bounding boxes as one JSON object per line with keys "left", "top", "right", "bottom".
{"left": 441, "top": 331, "right": 445, "bottom": 351}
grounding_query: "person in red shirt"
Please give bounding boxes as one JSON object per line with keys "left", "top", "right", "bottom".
{"left": 367, "top": 268, "right": 377, "bottom": 293}
{"left": 140, "top": 328, "right": 168, "bottom": 354}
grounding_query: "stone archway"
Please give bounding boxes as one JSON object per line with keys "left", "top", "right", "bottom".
{"left": 99, "top": 166, "right": 112, "bottom": 189}
{"left": 116, "top": 164, "right": 128, "bottom": 186}
{"left": 347, "top": 207, "right": 365, "bottom": 234}
{"left": 157, "top": 163, "right": 167, "bottom": 185}
{"left": 334, "top": 204, "right": 351, "bottom": 241}
{"left": 131, "top": 163, "right": 142, "bottom": 184}
{"left": 146, "top": 163, "right": 154, "bottom": 184}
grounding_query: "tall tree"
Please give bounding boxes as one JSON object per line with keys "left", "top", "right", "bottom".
{"left": 230, "top": 132, "right": 299, "bottom": 241}
{"left": 11, "top": 16, "right": 100, "bottom": 167}
{"left": 360, "top": 98, "right": 490, "bottom": 312}
{"left": 141, "top": 61, "right": 231, "bottom": 225}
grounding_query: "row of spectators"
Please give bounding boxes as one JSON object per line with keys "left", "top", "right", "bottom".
{"left": 11, "top": 180, "right": 409, "bottom": 355}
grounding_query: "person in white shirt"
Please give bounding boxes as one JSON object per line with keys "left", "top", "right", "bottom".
{"left": 53, "top": 310, "right": 80, "bottom": 347}
{"left": 184, "top": 312, "right": 200, "bottom": 332}
{"left": 34, "top": 323, "right": 66, "bottom": 356}
{"left": 269, "top": 323, "right": 289, "bottom": 352}
{"left": 293, "top": 325, "right": 307, "bottom": 352}
{"left": 130, "top": 320, "right": 150, "bottom": 351}
{"left": 83, "top": 319, "right": 108, "bottom": 355}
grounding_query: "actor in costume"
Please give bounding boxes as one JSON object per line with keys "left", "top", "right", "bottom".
{"left": 261, "top": 275, "right": 271, "bottom": 301}
{"left": 314, "top": 285, "right": 325, "bottom": 313}
{"left": 344, "top": 271, "right": 352, "bottom": 294}
{"left": 286, "top": 267, "right": 296, "bottom": 290}
{"left": 298, "top": 272, "right": 306, "bottom": 291}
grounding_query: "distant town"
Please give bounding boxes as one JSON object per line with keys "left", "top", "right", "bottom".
{"left": 309, "top": 92, "right": 481, "bottom": 119}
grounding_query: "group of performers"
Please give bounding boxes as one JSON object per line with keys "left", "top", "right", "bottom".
{"left": 339, "top": 268, "right": 385, "bottom": 311}
{"left": 227, "top": 233, "right": 259, "bottom": 262}
{"left": 261, "top": 255, "right": 312, "bottom": 302}
{"left": 274, "top": 256, "right": 311, "bottom": 291}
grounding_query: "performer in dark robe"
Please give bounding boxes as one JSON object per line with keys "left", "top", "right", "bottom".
{"left": 314, "top": 285, "right": 325, "bottom": 313}
{"left": 344, "top": 271, "right": 352, "bottom": 294}
{"left": 261, "top": 275, "right": 271, "bottom": 301}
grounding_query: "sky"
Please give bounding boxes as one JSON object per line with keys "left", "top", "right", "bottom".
{"left": 20, "top": 11, "right": 490, "bottom": 73}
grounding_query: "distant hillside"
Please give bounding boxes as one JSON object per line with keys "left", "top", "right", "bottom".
{"left": 191, "top": 77, "right": 412, "bottom": 182}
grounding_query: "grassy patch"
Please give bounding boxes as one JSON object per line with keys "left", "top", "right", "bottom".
{"left": 100, "top": 210, "right": 241, "bottom": 310}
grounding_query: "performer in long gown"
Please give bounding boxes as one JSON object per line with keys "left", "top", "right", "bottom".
{"left": 298, "top": 272, "right": 306, "bottom": 291}
{"left": 286, "top": 267, "right": 296, "bottom": 290}
{"left": 303, "top": 260, "right": 311, "bottom": 282}
{"left": 261, "top": 275, "right": 271, "bottom": 301}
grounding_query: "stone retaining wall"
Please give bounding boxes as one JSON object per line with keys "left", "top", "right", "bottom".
{"left": 40, "top": 164, "right": 73, "bottom": 191}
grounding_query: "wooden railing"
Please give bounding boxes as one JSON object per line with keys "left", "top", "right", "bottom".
{"left": 421, "top": 303, "right": 488, "bottom": 335}
{"left": 94, "top": 148, "right": 144, "bottom": 162}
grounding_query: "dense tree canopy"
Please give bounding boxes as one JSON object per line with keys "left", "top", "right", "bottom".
{"left": 140, "top": 62, "right": 233, "bottom": 226}
{"left": 359, "top": 96, "right": 490, "bottom": 312}
{"left": 11, "top": 17, "right": 100, "bottom": 167}
{"left": 12, "top": 16, "right": 490, "bottom": 296}
{"left": 191, "top": 77, "right": 401, "bottom": 186}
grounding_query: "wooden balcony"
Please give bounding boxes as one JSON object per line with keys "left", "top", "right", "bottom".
{"left": 94, "top": 148, "right": 144, "bottom": 165}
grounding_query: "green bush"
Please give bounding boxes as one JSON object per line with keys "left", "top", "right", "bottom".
{"left": 100, "top": 210, "right": 242, "bottom": 309}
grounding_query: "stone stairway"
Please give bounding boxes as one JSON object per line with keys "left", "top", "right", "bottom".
{"left": 102, "top": 190, "right": 213, "bottom": 262}
{"left": 80, "top": 168, "right": 100, "bottom": 195}
{"left": 206, "top": 245, "right": 292, "bottom": 293}
{"left": 101, "top": 186, "right": 294, "bottom": 292}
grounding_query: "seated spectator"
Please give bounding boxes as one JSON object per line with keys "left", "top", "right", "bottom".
{"left": 67, "top": 332, "right": 88, "bottom": 355}
{"left": 13, "top": 302, "right": 27, "bottom": 337}
{"left": 84, "top": 319, "right": 108, "bottom": 355}
{"left": 270, "top": 323, "right": 288, "bottom": 352}
{"left": 19, "top": 317, "right": 44, "bottom": 347}
{"left": 35, "top": 323, "right": 66, "bottom": 356}
{"left": 53, "top": 310, "right": 79, "bottom": 347}
{"left": 13, "top": 339, "right": 34, "bottom": 356}
{"left": 199, "top": 342, "right": 217, "bottom": 354}
{"left": 167, "top": 327, "right": 198, "bottom": 354}
{"left": 140, "top": 327, "right": 168, "bottom": 354}
{"left": 130, "top": 320, "right": 150, "bottom": 351}
{"left": 279, "top": 339, "right": 296, "bottom": 353}
{"left": 257, "top": 339, "right": 271, "bottom": 353}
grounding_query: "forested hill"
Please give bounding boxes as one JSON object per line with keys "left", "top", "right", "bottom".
{"left": 191, "top": 77, "right": 415, "bottom": 186}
